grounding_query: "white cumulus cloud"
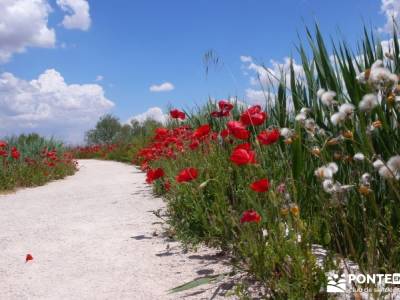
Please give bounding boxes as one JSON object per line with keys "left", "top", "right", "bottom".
{"left": 149, "top": 82, "right": 175, "bottom": 92}
{"left": 56, "top": 0, "right": 91, "bottom": 31}
{"left": 128, "top": 107, "right": 167, "bottom": 125}
{"left": 0, "top": 0, "right": 56, "bottom": 63}
{"left": 241, "top": 56, "right": 304, "bottom": 87}
{"left": 95, "top": 75, "right": 104, "bottom": 82}
{"left": 379, "top": 0, "right": 400, "bottom": 33}
{"left": 0, "top": 69, "right": 114, "bottom": 142}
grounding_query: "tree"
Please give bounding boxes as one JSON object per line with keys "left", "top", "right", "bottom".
{"left": 85, "top": 114, "right": 122, "bottom": 145}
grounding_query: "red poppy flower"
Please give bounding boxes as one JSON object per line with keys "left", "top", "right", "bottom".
{"left": 11, "top": 147, "right": 20, "bottom": 160}
{"left": 25, "top": 254, "right": 33, "bottom": 263}
{"left": 220, "top": 129, "right": 229, "bottom": 138}
{"left": 240, "top": 209, "right": 261, "bottom": 223}
{"left": 227, "top": 121, "right": 250, "bottom": 140}
{"left": 146, "top": 168, "right": 165, "bottom": 183}
{"left": 257, "top": 129, "right": 280, "bottom": 145}
{"left": 230, "top": 147, "right": 256, "bottom": 165}
{"left": 218, "top": 100, "right": 234, "bottom": 112}
{"left": 240, "top": 105, "right": 267, "bottom": 126}
{"left": 189, "top": 140, "right": 200, "bottom": 150}
{"left": 250, "top": 178, "right": 270, "bottom": 192}
{"left": 0, "top": 150, "right": 7, "bottom": 157}
{"left": 170, "top": 109, "right": 186, "bottom": 120}
{"left": 176, "top": 167, "right": 198, "bottom": 183}
{"left": 0, "top": 140, "right": 7, "bottom": 148}
{"left": 164, "top": 180, "right": 171, "bottom": 191}
{"left": 193, "top": 124, "right": 211, "bottom": 139}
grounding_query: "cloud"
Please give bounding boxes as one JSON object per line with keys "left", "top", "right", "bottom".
{"left": 95, "top": 75, "right": 104, "bottom": 82}
{"left": 379, "top": 0, "right": 400, "bottom": 33}
{"left": 128, "top": 107, "right": 167, "bottom": 124}
{"left": 56, "top": 0, "right": 91, "bottom": 31}
{"left": 241, "top": 56, "right": 304, "bottom": 88}
{"left": 0, "top": 69, "right": 114, "bottom": 142}
{"left": 245, "top": 89, "right": 271, "bottom": 106}
{"left": 149, "top": 82, "right": 175, "bottom": 92}
{"left": 0, "top": 0, "right": 56, "bottom": 63}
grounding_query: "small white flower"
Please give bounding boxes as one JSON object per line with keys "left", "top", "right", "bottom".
{"left": 376, "top": 155, "right": 400, "bottom": 180}
{"left": 323, "top": 179, "right": 335, "bottom": 193}
{"left": 356, "top": 72, "right": 367, "bottom": 83}
{"left": 320, "top": 90, "right": 337, "bottom": 106}
{"left": 317, "top": 88, "right": 326, "bottom": 98}
{"left": 373, "top": 159, "right": 385, "bottom": 170}
{"left": 315, "top": 162, "right": 338, "bottom": 179}
{"left": 361, "top": 173, "right": 371, "bottom": 185}
{"left": 280, "top": 128, "right": 292, "bottom": 138}
{"left": 339, "top": 103, "right": 355, "bottom": 116}
{"left": 359, "top": 94, "right": 378, "bottom": 112}
{"left": 353, "top": 153, "right": 365, "bottom": 161}
{"left": 330, "top": 112, "right": 346, "bottom": 125}
{"left": 371, "top": 59, "right": 384, "bottom": 69}
{"left": 304, "top": 118, "right": 317, "bottom": 132}
{"left": 295, "top": 113, "right": 307, "bottom": 123}
{"left": 300, "top": 107, "right": 311, "bottom": 115}
{"left": 388, "top": 155, "right": 400, "bottom": 171}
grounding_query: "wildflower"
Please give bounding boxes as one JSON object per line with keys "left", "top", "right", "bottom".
{"left": 276, "top": 183, "right": 285, "bottom": 193}
{"left": 0, "top": 140, "right": 7, "bottom": 148}
{"left": 250, "top": 178, "right": 270, "bottom": 192}
{"left": 227, "top": 121, "right": 250, "bottom": 140}
{"left": 218, "top": 100, "right": 234, "bottom": 112}
{"left": 170, "top": 109, "right": 186, "bottom": 120}
{"left": 360, "top": 173, "right": 371, "bottom": 186}
{"left": 322, "top": 179, "right": 336, "bottom": 193}
{"left": 192, "top": 124, "right": 211, "bottom": 139}
{"left": 176, "top": 167, "right": 198, "bottom": 183}
{"left": 240, "top": 209, "right": 261, "bottom": 224}
{"left": 353, "top": 153, "right": 365, "bottom": 161}
{"left": 311, "top": 146, "right": 321, "bottom": 156}
{"left": 359, "top": 94, "right": 378, "bottom": 112}
{"left": 257, "top": 129, "right": 280, "bottom": 145}
{"left": 318, "top": 89, "right": 337, "bottom": 106}
{"left": 164, "top": 181, "right": 171, "bottom": 191}
{"left": 359, "top": 185, "right": 372, "bottom": 196}
{"left": 25, "top": 254, "right": 33, "bottom": 263}
{"left": 11, "top": 147, "right": 20, "bottom": 160}
{"left": 240, "top": 105, "right": 267, "bottom": 126}
{"left": 220, "top": 129, "right": 229, "bottom": 138}
{"left": 330, "top": 112, "right": 346, "bottom": 126}
{"left": 304, "top": 118, "right": 317, "bottom": 132}
{"left": 315, "top": 162, "right": 338, "bottom": 179}
{"left": 368, "top": 60, "right": 398, "bottom": 86}
{"left": 280, "top": 128, "right": 292, "bottom": 138}
{"left": 230, "top": 145, "right": 256, "bottom": 165}
{"left": 146, "top": 168, "right": 165, "bottom": 183}
{"left": 342, "top": 130, "right": 353, "bottom": 139}
{"left": 290, "top": 204, "right": 300, "bottom": 217}
{"left": 372, "top": 120, "right": 382, "bottom": 129}
{"left": 339, "top": 103, "right": 355, "bottom": 116}
{"left": 373, "top": 159, "right": 385, "bottom": 170}
{"left": 189, "top": 140, "right": 200, "bottom": 150}
{"left": 378, "top": 155, "right": 400, "bottom": 180}
{"left": 295, "top": 112, "right": 307, "bottom": 123}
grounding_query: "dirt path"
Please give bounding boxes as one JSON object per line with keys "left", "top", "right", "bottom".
{"left": 0, "top": 160, "right": 232, "bottom": 300}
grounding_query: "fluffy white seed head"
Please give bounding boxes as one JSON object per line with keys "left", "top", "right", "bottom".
{"left": 373, "top": 159, "right": 385, "bottom": 170}
{"left": 331, "top": 112, "right": 346, "bottom": 125}
{"left": 353, "top": 153, "right": 365, "bottom": 161}
{"left": 359, "top": 94, "right": 378, "bottom": 112}
{"left": 339, "top": 103, "right": 355, "bottom": 116}
{"left": 320, "top": 90, "right": 337, "bottom": 106}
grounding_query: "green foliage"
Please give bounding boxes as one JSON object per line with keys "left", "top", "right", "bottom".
{"left": 134, "top": 24, "right": 400, "bottom": 298}
{"left": 0, "top": 133, "right": 76, "bottom": 191}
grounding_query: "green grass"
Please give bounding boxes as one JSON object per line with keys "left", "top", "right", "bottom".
{"left": 0, "top": 133, "right": 77, "bottom": 191}
{"left": 133, "top": 25, "right": 400, "bottom": 299}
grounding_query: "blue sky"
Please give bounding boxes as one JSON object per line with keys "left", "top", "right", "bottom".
{"left": 0, "top": 0, "right": 396, "bottom": 142}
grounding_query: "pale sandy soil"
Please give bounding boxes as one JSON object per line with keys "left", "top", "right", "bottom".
{"left": 0, "top": 160, "right": 234, "bottom": 300}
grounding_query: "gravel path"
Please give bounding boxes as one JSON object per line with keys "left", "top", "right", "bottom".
{"left": 0, "top": 160, "right": 232, "bottom": 300}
